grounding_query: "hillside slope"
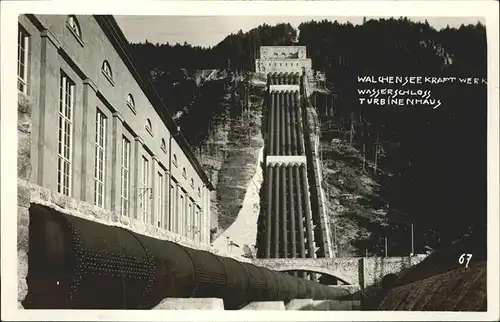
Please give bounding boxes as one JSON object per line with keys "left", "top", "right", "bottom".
{"left": 319, "top": 127, "right": 394, "bottom": 257}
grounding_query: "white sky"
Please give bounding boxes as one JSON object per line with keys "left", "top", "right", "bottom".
{"left": 115, "top": 16, "right": 485, "bottom": 48}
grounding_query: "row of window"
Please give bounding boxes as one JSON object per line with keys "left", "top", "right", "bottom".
{"left": 18, "top": 21, "right": 206, "bottom": 241}
{"left": 57, "top": 71, "right": 202, "bottom": 205}
{"left": 64, "top": 16, "right": 165, "bottom": 149}
{"left": 268, "top": 62, "right": 300, "bottom": 67}
{"left": 17, "top": 20, "right": 200, "bottom": 188}
{"left": 57, "top": 71, "right": 204, "bottom": 241}
{"left": 136, "top": 155, "right": 203, "bottom": 241}
{"left": 121, "top": 143, "right": 204, "bottom": 241}
{"left": 17, "top": 21, "right": 204, "bottom": 199}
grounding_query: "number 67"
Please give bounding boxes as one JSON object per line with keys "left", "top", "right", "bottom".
{"left": 458, "top": 253, "right": 473, "bottom": 268}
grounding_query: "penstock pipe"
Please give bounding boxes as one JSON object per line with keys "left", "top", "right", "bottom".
{"left": 24, "top": 204, "right": 350, "bottom": 309}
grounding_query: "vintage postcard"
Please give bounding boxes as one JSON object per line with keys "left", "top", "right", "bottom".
{"left": 1, "top": 0, "right": 499, "bottom": 321}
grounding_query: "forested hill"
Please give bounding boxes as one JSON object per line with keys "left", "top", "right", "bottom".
{"left": 126, "top": 22, "right": 297, "bottom": 144}
{"left": 298, "top": 18, "right": 486, "bottom": 252}
{"left": 127, "top": 18, "right": 487, "bottom": 253}
{"left": 128, "top": 22, "right": 296, "bottom": 72}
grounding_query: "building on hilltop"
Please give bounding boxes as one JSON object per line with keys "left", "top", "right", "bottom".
{"left": 17, "top": 15, "right": 216, "bottom": 305}
{"left": 255, "top": 46, "right": 313, "bottom": 77}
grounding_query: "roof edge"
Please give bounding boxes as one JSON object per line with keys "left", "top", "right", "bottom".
{"left": 94, "top": 15, "right": 214, "bottom": 191}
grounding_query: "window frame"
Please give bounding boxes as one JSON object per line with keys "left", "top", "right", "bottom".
{"left": 187, "top": 202, "right": 193, "bottom": 239}
{"left": 167, "top": 178, "right": 176, "bottom": 233}
{"left": 17, "top": 25, "right": 29, "bottom": 94}
{"left": 101, "top": 60, "right": 114, "bottom": 85}
{"left": 120, "top": 136, "right": 131, "bottom": 217}
{"left": 161, "top": 138, "right": 167, "bottom": 153}
{"left": 57, "top": 72, "right": 75, "bottom": 196}
{"left": 94, "top": 109, "right": 107, "bottom": 208}
{"left": 66, "top": 15, "right": 84, "bottom": 46}
{"left": 145, "top": 118, "right": 153, "bottom": 136}
{"left": 140, "top": 156, "right": 149, "bottom": 222}
{"left": 126, "top": 93, "right": 136, "bottom": 114}
{"left": 197, "top": 208, "right": 203, "bottom": 242}
{"left": 179, "top": 193, "right": 185, "bottom": 236}
{"left": 156, "top": 171, "right": 164, "bottom": 228}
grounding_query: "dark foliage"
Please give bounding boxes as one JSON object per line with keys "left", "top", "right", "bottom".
{"left": 298, "top": 18, "right": 486, "bottom": 253}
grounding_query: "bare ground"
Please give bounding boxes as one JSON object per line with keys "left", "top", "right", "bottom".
{"left": 320, "top": 135, "right": 391, "bottom": 257}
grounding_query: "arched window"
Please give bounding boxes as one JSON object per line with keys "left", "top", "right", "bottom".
{"left": 67, "top": 15, "right": 82, "bottom": 39}
{"left": 182, "top": 167, "right": 187, "bottom": 178}
{"left": 126, "top": 93, "right": 135, "bottom": 110}
{"left": 161, "top": 138, "right": 166, "bottom": 152}
{"left": 191, "top": 178, "right": 194, "bottom": 188}
{"left": 145, "top": 118, "right": 153, "bottom": 135}
{"left": 198, "top": 187, "right": 201, "bottom": 197}
{"left": 173, "top": 154, "right": 178, "bottom": 167}
{"left": 102, "top": 60, "right": 113, "bottom": 82}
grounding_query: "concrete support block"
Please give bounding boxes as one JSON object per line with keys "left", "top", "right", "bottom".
{"left": 311, "top": 300, "right": 361, "bottom": 311}
{"left": 153, "top": 298, "right": 224, "bottom": 310}
{"left": 312, "top": 300, "right": 330, "bottom": 310}
{"left": 285, "top": 299, "right": 314, "bottom": 310}
{"left": 326, "top": 300, "right": 361, "bottom": 311}
{"left": 241, "top": 301, "right": 285, "bottom": 310}
{"left": 329, "top": 284, "right": 361, "bottom": 294}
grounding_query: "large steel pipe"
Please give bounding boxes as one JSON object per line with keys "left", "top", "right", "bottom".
{"left": 273, "top": 164, "right": 280, "bottom": 257}
{"left": 280, "top": 165, "right": 288, "bottom": 258}
{"left": 295, "top": 91, "right": 306, "bottom": 155}
{"left": 288, "top": 166, "right": 297, "bottom": 258}
{"left": 299, "top": 164, "right": 316, "bottom": 260}
{"left": 275, "top": 93, "right": 281, "bottom": 156}
{"left": 279, "top": 92, "right": 285, "bottom": 155}
{"left": 24, "top": 204, "right": 349, "bottom": 309}
{"left": 293, "top": 166, "right": 306, "bottom": 259}
{"left": 293, "top": 165, "right": 307, "bottom": 279}
{"left": 284, "top": 92, "right": 290, "bottom": 156}
{"left": 268, "top": 92, "right": 275, "bottom": 156}
{"left": 265, "top": 166, "right": 274, "bottom": 258}
{"left": 289, "top": 92, "right": 297, "bottom": 155}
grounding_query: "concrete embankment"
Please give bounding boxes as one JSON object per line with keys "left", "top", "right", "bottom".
{"left": 211, "top": 147, "right": 264, "bottom": 257}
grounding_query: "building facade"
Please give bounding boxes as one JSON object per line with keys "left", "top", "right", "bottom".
{"left": 17, "top": 14, "right": 214, "bottom": 244}
{"left": 255, "top": 46, "right": 313, "bottom": 76}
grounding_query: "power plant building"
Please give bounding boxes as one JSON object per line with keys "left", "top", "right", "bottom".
{"left": 17, "top": 14, "right": 214, "bottom": 254}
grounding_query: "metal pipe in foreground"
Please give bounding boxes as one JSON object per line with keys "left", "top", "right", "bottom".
{"left": 24, "top": 204, "right": 350, "bottom": 310}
